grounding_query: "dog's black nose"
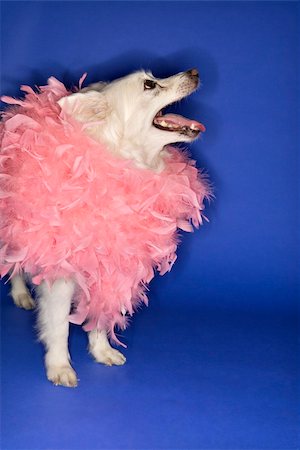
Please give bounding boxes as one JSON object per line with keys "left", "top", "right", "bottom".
{"left": 186, "top": 68, "right": 199, "bottom": 79}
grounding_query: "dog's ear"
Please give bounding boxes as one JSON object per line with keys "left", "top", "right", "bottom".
{"left": 58, "top": 91, "right": 109, "bottom": 122}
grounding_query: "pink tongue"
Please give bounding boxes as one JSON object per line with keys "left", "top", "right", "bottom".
{"left": 157, "top": 113, "right": 206, "bottom": 132}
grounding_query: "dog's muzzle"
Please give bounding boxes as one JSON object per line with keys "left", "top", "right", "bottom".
{"left": 153, "top": 68, "right": 205, "bottom": 138}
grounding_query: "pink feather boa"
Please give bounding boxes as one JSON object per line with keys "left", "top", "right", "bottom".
{"left": 0, "top": 77, "right": 211, "bottom": 344}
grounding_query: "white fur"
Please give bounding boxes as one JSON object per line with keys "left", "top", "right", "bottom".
{"left": 58, "top": 69, "right": 199, "bottom": 171}
{"left": 37, "top": 279, "right": 77, "bottom": 387}
{"left": 89, "top": 330, "right": 126, "bottom": 366}
{"left": 10, "top": 69, "right": 201, "bottom": 386}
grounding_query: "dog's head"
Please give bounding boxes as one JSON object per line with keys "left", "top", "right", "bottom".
{"left": 58, "top": 69, "right": 205, "bottom": 170}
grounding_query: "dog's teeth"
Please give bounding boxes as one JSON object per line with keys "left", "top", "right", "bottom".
{"left": 190, "top": 123, "right": 197, "bottom": 130}
{"left": 160, "top": 121, "right": 168, "bottom": 127}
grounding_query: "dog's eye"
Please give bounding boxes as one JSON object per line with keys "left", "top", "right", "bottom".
{"left": 144, "top": 80, "right": 157, "bottom": 90}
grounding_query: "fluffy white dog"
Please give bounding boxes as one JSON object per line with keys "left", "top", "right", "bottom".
{"left": 7, "top": 69, "right": 205, "bottom": 387}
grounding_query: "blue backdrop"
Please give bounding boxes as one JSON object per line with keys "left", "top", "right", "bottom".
{"left": 1, "top": 1, "right": 299, "bottom": 449}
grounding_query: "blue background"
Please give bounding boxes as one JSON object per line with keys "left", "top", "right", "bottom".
{"left": 1, "top": 1, "right": 299, "bottom": 449}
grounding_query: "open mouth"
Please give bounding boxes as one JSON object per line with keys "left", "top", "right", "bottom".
{"left": 153, "top": 107, "right": 205, "bottom": 138}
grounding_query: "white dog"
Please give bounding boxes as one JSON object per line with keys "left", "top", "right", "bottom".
{"left": 8, "top": 69, "right": 204, "bottom": 387}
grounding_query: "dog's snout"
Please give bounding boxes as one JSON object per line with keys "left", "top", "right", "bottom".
{"left": 186, "top": 68, "right": 199, "bottom": 79}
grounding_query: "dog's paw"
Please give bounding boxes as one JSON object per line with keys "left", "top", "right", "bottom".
{"left": 12, "top": 292, "right": 35, "bottom": 310}
{"left": 93, "top": 348, "right": 126, "bottom": 366}
{"left": 47, "top": 365, "right": 78, "bottom": 387}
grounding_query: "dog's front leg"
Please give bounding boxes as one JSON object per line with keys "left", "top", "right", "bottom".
{"left": 88, "top": 329, "right": 126, "bottom": 366}
{"left": 37, "top": 278, "right": 77, "bottom": 387}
